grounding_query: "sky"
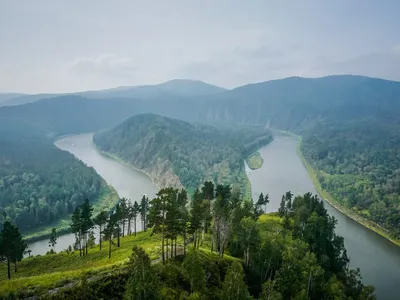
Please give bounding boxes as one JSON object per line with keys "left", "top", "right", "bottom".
{"left": 0, "top": 0, "right": 399, "bottom": 93}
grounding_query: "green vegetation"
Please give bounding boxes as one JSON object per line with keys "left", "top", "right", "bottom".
{"left": 94, "top": 114, "right": 272, "bottom": 195}
{"left": 246, "top": 152, "right": 264, "bottom": 170}
{"left": 0, "top": 118, "right": 119, "bottom": 240}
{"left": 0, "top": 182, "right": 375, "bottom": 299}
{"left": 300, "top": 121, "right": 400, "bottom": 241}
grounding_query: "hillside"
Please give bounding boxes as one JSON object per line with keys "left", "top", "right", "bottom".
{"left": 190, "top": 76, "right": 400, "bottom": 240}
{"left": 0, "top": 95, "right": 141, "bottom": 136}
{"left": 0, "top": 189, "right": 375, "bottom": 300}
{"left": 94, "top": 114, "right": 272, "bottom": 193}
{"left": 1, "top": 75, "right": 399, "bottom": 239}
{"left": 0, "top": 118, "right": 119, "bottom": 240}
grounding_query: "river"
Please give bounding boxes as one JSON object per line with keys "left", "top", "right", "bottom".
{"left": 27, "top": 133, "right": 399, "bottom": 299}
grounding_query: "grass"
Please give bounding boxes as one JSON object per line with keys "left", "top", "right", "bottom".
{"left": 0, "top": 212, "right": 282, "bottom": 298}
{"left": 246, "top": 152, "right": 264, "bottom": 170}
{"left": 22, "top": 183, "right": 119, "bottom": 242}
{"left": 0, "top": 230, "right": 161, "bottom": 297}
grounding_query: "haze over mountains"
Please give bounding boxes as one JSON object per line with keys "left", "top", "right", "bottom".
{"left": 1, "top": 74, "right": 398, "bottom": 240}
{"left": 0, "top": 79, "right": 226, "bottom": 107}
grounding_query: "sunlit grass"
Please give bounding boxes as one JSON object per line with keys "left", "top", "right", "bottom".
{"left": 22, "top": 184, "right": 119, "bottom": 242}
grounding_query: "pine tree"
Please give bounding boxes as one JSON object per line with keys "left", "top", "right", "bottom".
{"left": 190, "top": 188, "right": 203, "bottom": 248}
{"left": 115, "top": 204, "right": 122, "bottom": 247}
{"left": 148, "top": 188, "right": 175, "bottom": 264}
{"left": 104, "top": 213, "right": 116, "bottom": 259}
{"left": 0, "top": 221, "right": 26, "bottom": 279}
{"left": 140, "top": 195, "right": 149, "bottom": 231}
{"left": 93, "top": 211, "right": 108, "bottom": 250}
{"left": 133, "top": 201, "right": 140, "bottom": 236}
{"left": 71, "top": 206, "right": 83, "bottom": 256}
{"left": 80, "top": 199, "right": 94, "bottom": 255}
{"left": 120, "top": 198, "right": 129, "bottom": 237}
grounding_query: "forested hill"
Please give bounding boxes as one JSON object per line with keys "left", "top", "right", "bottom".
{"left": 94, "top": 114, "right": 272, "bottom": 193}
{"left": 2, "top": 75, "right": 399, "bottom": 240}
{"left": 0, "top": 118, "right": 117, "bottom": 239}
{"left": 190, "top": 75, "right": 400, "bottom": 240}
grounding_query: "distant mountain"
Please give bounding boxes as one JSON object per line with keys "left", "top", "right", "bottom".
{"left": 195, "top": 75, "right": 400, "bottom": 129}
{"left": 94, "top": 114, "right": 271, "bottom": 192}
{"left": 0, "top": 93, "right": 25, "bottom": 105}
{"left": 0, "top": 95, "right": 141, "bottom": 135}
{"left": 1, "top": 79, "right": 226, "bottom": 106}
{"left": 1, "top": 93, "right": 60, "bottom": 107}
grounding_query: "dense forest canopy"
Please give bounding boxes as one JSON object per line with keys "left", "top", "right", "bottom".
{"left": 94, "top": 114, "right": 272, "bottom": 192}
{"left": 0, "top": 118, "right": 109, "bottom": 234}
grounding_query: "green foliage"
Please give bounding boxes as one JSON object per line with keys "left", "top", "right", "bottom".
{"left": 221, "top": 261, "right": 251, "bottom": 300}
{"left": 0, "top": 221, "right": 26, "bottom": 279}
{"left": 246, "top": 152, "right": 264, "bottom": 170}
{"left": 48, "top": 228, "right": 58, "bottom": 250}
{"left": 94, "top": 114, "right": 272, "bottom": 193}
{"left": 301, "top": 120, "right": 400, "bottom": 239}
{"left": 124, "top": 246, "right": 161, "bottom": 300}
{"left": 0, "top": 118, "right": 115, "bottom": 238}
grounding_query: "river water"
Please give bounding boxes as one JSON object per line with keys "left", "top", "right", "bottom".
{"left": 27, "top": 133, "right": 399, "bottom": 299}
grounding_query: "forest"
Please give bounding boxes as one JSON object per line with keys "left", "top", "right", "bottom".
{"left": 1, "top": 75, "right": 399, "bottom": 240}
{"left": 301, "top": 119, "right": 400, "bottom": 239}
{"left": 0, "top": 118, "right": 114, "bottom": 237}
{"left": 94, "top": 114, "right": 272, "bottom": 193}
{"left": 0, "top": 181, "right": 375, "bottom": 299}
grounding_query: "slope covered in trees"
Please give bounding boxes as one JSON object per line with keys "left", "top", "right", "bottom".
{"left": 0, "top": 183, "right": 375, "bottom": 299}
{"left": 94, "top": 114, "right": 272, "bottom": 192}
{"left": 2, "top": 75, "right": 399, "bottom": 239}
{"left": 0, "top": 118, "right": 118, "bottom": 239}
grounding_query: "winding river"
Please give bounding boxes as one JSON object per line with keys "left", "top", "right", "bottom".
{"left": 27, "top": 133, "right": 399, "bottom": 299}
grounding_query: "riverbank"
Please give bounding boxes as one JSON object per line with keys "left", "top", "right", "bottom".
{"left": 295, "top": 139, "right": 400, "bottom": 247}
{"left": 23, "top": 183, "right": 119, "bottom": 243}
{"left": 97, "top": 150, "right": 162, "bottom": 190}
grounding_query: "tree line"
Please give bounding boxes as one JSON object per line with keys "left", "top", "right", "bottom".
{"left": 46, "top": 180, "right": 375, "bottom": 299}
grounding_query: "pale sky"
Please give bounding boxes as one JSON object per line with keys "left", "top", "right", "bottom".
{"left": 1, "top": 0, "right": 399, "bottom": 93}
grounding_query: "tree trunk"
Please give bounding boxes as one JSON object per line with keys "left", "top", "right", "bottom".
{"left": 7, "top": 257, "right": 11, "bottom": 280}
{"left": 166, "top": 238, "right": 169, "bottom": 259}
{"left": 211, "top": 235, "right": 214, "bottom": 253}
{"left": 161, "top": 229, "right": 165, "bottom": 263}
{"left": 193, "top": 232, "right": 197, "bottom": 248}
{"left": 128, "top": 218, "right": 131, "bottom": 235}
{"left": 122, "top": 220, "right": 125, "bottom": 237}
{"left": 174, "top": 238, "right": 177, "bottom": 257}
{"left": 171, "top": 239, "right": 173, "bottom": 258}
{"left": 108, "top": 235, "right": 112, "bottom": 259}
{"left": 99, "top": 228, "right": 102, "bottom": 251}
{"left": 117, "top": 225, "right": 120, "bottom": 247}
{"left": 183, "top": 231, "right": 187, "bottom": 256}
{"left": 134, "top": 217, "right": 137, "bottom": 236}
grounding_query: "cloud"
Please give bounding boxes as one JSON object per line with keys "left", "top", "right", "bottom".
{"left": 69, "top": 54, "right": 138, "bottom": 78}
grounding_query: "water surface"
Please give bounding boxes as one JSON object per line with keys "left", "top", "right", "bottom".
{"left": 247, "top": 135, "right": 400, "bottom": 300}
